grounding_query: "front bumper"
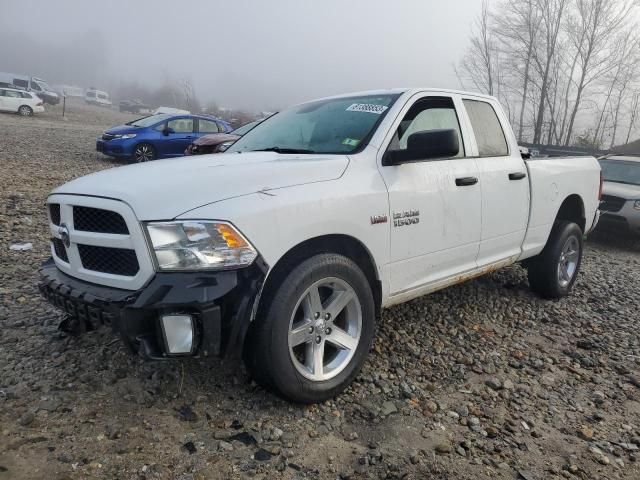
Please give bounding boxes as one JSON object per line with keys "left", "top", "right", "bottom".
{"left": 597, "top": 201, "right": 640, "bottom": 236}
{"left": 38, "top": 258, "right": 266, "bottom": 359}
{"left": 96, "top": 138, "right": 134, "bottom": 158}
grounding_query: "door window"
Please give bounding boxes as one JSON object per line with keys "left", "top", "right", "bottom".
{"left": 5, "top": 90, "right": 22, "bottom": 98}
{"left": 167, "top": 118, "right": 194, "bottom": 133}
{"left": 463, "top": 100, "right": 508, "bottom": 157}
{"left": 0, "top": 90, "right": 6, "bottom": 97}
{"left": 389, "top": 97, "right": 464, "bottom": 157}
{"left": 198, "top": 119, "right": 219, "bottom": 133}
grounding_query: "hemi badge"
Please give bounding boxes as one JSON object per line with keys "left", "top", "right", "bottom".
{"left": 370, "top": 214, "right": 388, "bottom": 225}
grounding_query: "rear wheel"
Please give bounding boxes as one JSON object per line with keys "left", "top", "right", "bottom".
{"left": 527, "top": 220, "right": 583, "bottom": 299}
{"left": 132, "top": 143, "right": 156, "bottom": 163}
{"left": 18, "top": 105, "right": 33, "bottom": 116}
{"left": 245, "top": 254, "right": 375, "bottom": 403}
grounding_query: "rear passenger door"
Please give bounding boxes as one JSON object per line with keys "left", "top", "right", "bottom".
{"left": 461, "top": 98, "right": 529, "bottom": 266}
{"left": 196, "top": 118, "right": 220, "bottom": 139}
{"left": 378, "top": 94, "right": 482, "bottom": 296}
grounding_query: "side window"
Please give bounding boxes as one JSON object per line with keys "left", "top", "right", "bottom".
{"left": 5, "top": 90, "right": 21, "bottom": 98}
{"left": 217, "top": 122, "right": 229, "bottom": 133}
{"left": 0, "top": 90, "right": 5, "bottom": 97}
{"left": 389, "top": 97, "right": 465, "bottom": 158}
{"left": 463, "top": 100, "right": 509, "bottom": 156}
{"left": 199, "top": 119, "right": 219, "bottom": 133}
{"left": 21, "top": 92, "right": 32, "bottom": 98}
{"left": 154, "top": 122, "right": 166, "bottom": 132}
{"left": 30, "top": 82, "right": 42, "bottom": 91}
{"left": 167, "top": 118, "right": 194, "bottom": 133}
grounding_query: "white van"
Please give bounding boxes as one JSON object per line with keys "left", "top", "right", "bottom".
{"left": 85, "top": 89, "right": 112, "bottom": 107}
{"left": 0, "top": 72, "right": 60, "bottom": 105}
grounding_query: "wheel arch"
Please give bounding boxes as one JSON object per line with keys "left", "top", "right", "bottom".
{"left": 254, "top": 234, "right": 382, "bottom": 324}
{"left": 555, "top": 194, "right": 586, "bottom": 232}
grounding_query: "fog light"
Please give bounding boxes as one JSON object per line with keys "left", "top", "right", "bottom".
{"left": 161, "top": 314, "right": 194, "bottom": 354}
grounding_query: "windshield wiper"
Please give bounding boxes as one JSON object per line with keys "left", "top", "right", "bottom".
{"left": 252, "top": 147, "right": 316, "bottom": 154}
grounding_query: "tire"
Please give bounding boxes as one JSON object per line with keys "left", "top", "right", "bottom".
{"left": 131, "top": 143, "right": 156, "bottom": 163}
{"left": 18, "top": 105, "right": 33, "bottom": 117}
{"left": 527, "top": 220, "right": 583, "bottom": 299}
{"left": 245, "top": 253, "right": 375, "bottom": 403}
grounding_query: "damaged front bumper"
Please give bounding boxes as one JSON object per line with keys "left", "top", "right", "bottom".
{"left": 38, "top": 258, "right": 266, "bottom": 360}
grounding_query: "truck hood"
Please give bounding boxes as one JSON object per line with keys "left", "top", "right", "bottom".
{"left": 603, "top": 181, "right": 640, "bottom": 200}
{"left": 51, "top": 152, "right": 349, "bottom": 220}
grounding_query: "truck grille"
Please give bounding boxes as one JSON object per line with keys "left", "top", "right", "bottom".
{"left": 600, "top": 195, "right": 626, "bottom": 213}
{"left": 49, "top": 203, "right": 61, "bottom": 225}
{"left": 74, "top": 206, "right": 129, "bottom": 234}
{"left": 47, "top": 195, "right": 154, "bottom": 290}
{"left": 52, "top": 237, "right": 68, "bottom": 262}
{"left": 78, "top": 244, "right": 139, "bottom": 276}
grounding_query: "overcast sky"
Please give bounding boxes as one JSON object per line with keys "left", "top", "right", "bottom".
{"left": 1, "top": 0, "right": 488, "bottom": 110}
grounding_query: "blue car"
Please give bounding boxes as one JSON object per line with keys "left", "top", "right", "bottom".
{"left": 96, "top": 113, "right": 233, "bottom": 162}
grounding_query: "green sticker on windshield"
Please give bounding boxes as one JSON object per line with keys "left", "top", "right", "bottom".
{"left": 342, "top": 138, "right": 360, "bottom": 147}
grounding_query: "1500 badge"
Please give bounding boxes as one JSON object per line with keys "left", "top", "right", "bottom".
{"left": 393, "top": 209, "right": 420, "bottom": 227}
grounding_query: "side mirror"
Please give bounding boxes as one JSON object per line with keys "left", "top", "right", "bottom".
{"left": 384, "top": 129, "right": 459, "bottom": 165}
{"left": 163, "top": 127, "right": 175, "bottom": 136}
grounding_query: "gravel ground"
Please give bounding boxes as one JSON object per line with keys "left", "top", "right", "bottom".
{"left": 1, "top": 101, "right": 640, "bottom": 480}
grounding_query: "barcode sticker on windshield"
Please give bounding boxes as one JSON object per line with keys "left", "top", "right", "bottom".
{"left": 346, "top": 103, "right": 389, "bottom": 115}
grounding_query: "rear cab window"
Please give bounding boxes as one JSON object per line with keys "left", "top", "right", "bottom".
{"left": 462, "top": 99, "right": 509, "bottom": 157}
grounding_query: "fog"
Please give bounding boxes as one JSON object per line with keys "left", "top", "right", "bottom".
{"left": 1, "top": 0, "right": 486, "bottom": 111}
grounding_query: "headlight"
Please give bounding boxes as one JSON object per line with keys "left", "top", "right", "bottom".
{"left": 145, "top": 221, "right": 257, "bottom": 271}
{"left": 634, "top": 200, "right": 640, "bottom": 211}
{"left": 217, "top": 142, "right": 233, "bottom": 152}
{"left": 119, "top": 133, "right": 137, "bottom": 139}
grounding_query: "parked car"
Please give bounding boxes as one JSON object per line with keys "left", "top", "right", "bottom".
{"left": 119, "top": 99, "right": 151, "bottom": 114}
{"left": 40, "top": 88, "right": 601, "bottom": 403}
{"left": 85, "top": 89, "right": 112, "bottom": 107}
{"left": 185, "top": 120, "right": 261, "bottom": 155}
{"left": 97, "top": 113, "right": 233, "bottom": 162}
{"left": 597, "top": 155, "right": 640, "bottom": 236}
{"left": 0, "top": 72, "right": 60, "bottom": 105}
{"left": 0, "top": 87, "right": 44, "bottom": 116}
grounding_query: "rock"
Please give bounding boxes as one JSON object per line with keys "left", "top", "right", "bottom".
{"left": 182, "top": 441, "right": 197, "bottom": 454}
{"left": 579, "top": 425, "right": 594, "bottom": 440}
{"left": 218, "top": 441, "right": 233, "bottom": 451}
{"left": 503, "top": 379, "right": 515, "bottom": 390}
{"left": 434, "top": 443, "right": 451, "bottom": 454}
{"left": 176, "top": 405, "right": 198, "bottom": 422}
{"left": 381, "top": 401, "right": 398, "bottom": 416}
{"left": 345, "top": 431, "right": 358, "bottom": 441}
{"left": 485, "top": 378, "right": 503, "bottom": 390}
{"left": 254, "top": 448, "right": 273, "bottom": 461}
{"left": 18, "top": 411, "right": 35, "bottom": 427}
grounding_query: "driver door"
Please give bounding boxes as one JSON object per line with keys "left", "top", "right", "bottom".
{"left": 378, "top": 94, "right": 482, "bottom": 296}
{"left": 164, "top": 117, "right": 196, "bottom": 156}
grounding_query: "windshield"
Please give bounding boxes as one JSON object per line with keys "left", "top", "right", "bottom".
{"left": 127, "top": 113, "right": 173, "bottom": 128}
{"left": 229, "top": 94, "right": 400, "bottom": 154}
{"left": 599, "top": 159, "right": 640, "bottom": 186}
{"left": 232, "top": 120, "right": 260, "bottom": 136}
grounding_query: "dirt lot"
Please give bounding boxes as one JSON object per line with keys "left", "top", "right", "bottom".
{"left": 1, "top": 101, "right": 639, "bottom": 480}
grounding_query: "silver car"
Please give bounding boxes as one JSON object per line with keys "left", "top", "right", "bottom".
{"left": 598, "top": 155, "right": 640, "bottom": 236}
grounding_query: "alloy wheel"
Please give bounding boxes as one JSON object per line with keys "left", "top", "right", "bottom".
{"left": 557, "top": 235, "right": 580, "bottom": 288}
{"left": 288, "top": 277, "right": 362, "bottom": 381}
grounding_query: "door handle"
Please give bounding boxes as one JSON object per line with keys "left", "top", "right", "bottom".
{"left": 508, "top": 172, "right": 527, "bottom": 180}
{"left": 455, "top": 177, "right": 478, "bottom": 186}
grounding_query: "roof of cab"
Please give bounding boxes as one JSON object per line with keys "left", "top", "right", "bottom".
{"left": 307, "top": 88, "right": 498, "bottom": 103}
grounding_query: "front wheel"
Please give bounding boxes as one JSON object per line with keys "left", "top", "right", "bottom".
{"left": 245, "top": 254, "right": 375, "bottom": 403}
{"left": 131, "top": 143, "right": 156, "bottom": 163}
{"left": 526, "top": 220, "right": 583, "bottom": 299}
{"left": 18, "top": 105, "right": 33, "bottom": 116}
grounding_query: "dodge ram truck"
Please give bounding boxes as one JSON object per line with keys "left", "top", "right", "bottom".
{"left": 39, "top": 88, "right": 601, "bottom": 402}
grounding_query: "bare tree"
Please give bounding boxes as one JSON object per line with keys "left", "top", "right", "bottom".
{"left": 531, "top": 0, "right": 568, "bottom": 143}
{"left": 624, "top": 91, "right": 640, "bottom": 145}
{"left": 494, "top": 0, "right": 542, "bottom": 141}
{"left": 458, "top": 1, "right": 500, "bottom": 95}
{"left": 563, "top": 0, "right": 634, "bottom": 145}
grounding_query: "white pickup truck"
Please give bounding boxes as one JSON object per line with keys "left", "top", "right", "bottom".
{"left": 40, "top": 89, "right": 601, "bottom": 402}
